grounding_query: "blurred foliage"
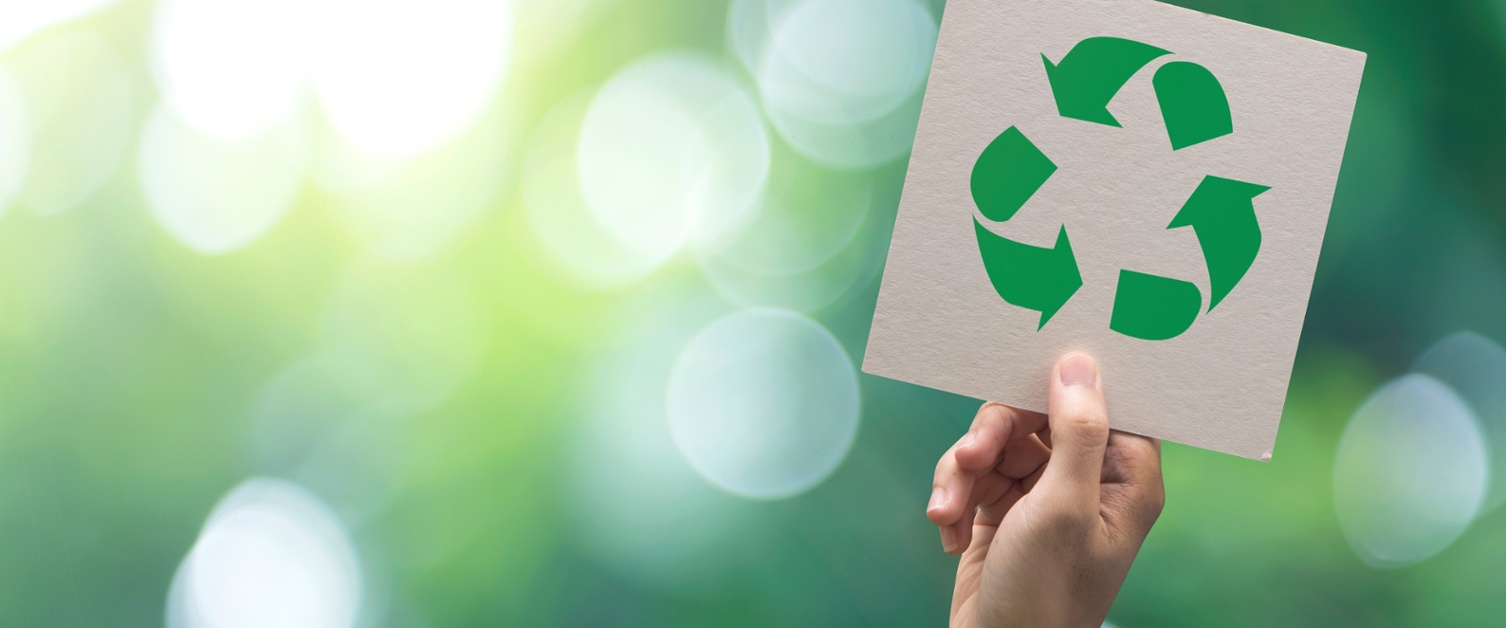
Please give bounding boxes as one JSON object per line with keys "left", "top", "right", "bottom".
{"left": 0, "top": 0, "right": 1503, "bottom": 626}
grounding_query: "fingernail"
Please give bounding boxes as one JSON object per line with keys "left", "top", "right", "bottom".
{"left": 940, "top": 525, "right": 958, "bottom": 553}
{"left": 928, "top": 487, "right": 947, "bottom": 512}
{"left": 959, "top": 432, "right": 976, "bottom": 449}
{"left": 1060, "top": 353, "right": 1098, "bottom": 387}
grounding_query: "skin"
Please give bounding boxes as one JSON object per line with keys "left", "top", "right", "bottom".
{"left": 926, "top": 353, "right": 1166, "bottom": 628}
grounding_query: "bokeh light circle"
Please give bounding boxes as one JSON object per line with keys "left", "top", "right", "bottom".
{"left": 698, "top": 153, "right": 871, "bottom": 275}
{"left": 1411, "top": 330, "right": 1506, "bottom": 511}
{"left": 760, "top": 0, "right": 935, "bottom": 124}
{"left": 568, "top": 290, "right": 752, "bottom": 590}
{"left": 761, "top": 87, "right": 926, "bottom": 170}
{"left": 167, "top": 477, "right": 363, "bottom": 628}
{"left": 1332, "top": 374, "right": 1489, "bottom": 568}
{"left": 305, "top": 0, "right": 511, "bottom": 158}
{"left": 523, "top": 90, "right": 660, "bottom": 288}
{"left": 695, "top": 204, "right": 888, "bottom": 313}
{"left": 151, "top": 0, "right": 306, "bottom": 141}
{"left": 0, "top": 67, "right": 30, "bottom": 218}
{"left": 577, "top": 52, "right": 770, "bottom": 272}
{"left": 138, "top": 103, "right": 306, "bottom": 254}
{"left": 693, "top": 148, "right": 889, "bottom": 312}
{"left": 11, "top": 31, "right": 133, "bottom": 215}
{"left": 727, "top": 0, "right": 794, "bottom": 75}
{"left": 734, "top": 0, "right": 936, "bottom": 168}
{"left": 668, "top": 308, "right": 859, "bottom": 499}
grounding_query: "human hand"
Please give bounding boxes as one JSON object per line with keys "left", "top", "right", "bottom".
{"left": 926, "top": 353, "right": 1165, "bottom": 627}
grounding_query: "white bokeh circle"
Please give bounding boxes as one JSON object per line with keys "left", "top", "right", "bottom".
{"left": 151, "top": 0, "right": 307, "bottom": 141}
{"left": 523, "top": 90, "right": 661, "bottom": 288}
{"left": 698, "top": 155, "right": 871, "bottom": 275}
{"left": 732, "top": 0, "right": 936, "bottom": 168}
{"left": 305, "top": 0, "right": 511, "bottom": 158}
{"left": 667, "top": 308, "right": 859, "bottom": 499}
{"left": 0, "top": 67, "right": 30, "bottom": 219}
{"left": 137, "top": 103, "right": 306, "bottom": 254}
{"left": 1332, "top": 374, "right": 1489, "bottom": 568}
{"left": 761, "top": 88, "right": 926, "bottom": 169}
{"left": 727, "top": 0, "right": 797, "bottom": 77}
{"left": 577, "top": 52, "right": 769, "bottom": 273}
{"left": 166, "top": 478, "right": 363, "bottom": 628}
{"left": 695, "top": 203, "right": 888, "bottom": 313}
{"left": 152, "top": 0, "right": 511, "bottom": 159}
{"left": 569, "top": 295, "right": 752, "bottom": 590}
{"left": 759, "top": 0, "right": 935, "bottom": 124}
{"left": 1411, "top": 330, "right": 1506, "bottom": 511}
{"left": 692, "top": 150, "right": 887, "bottom": 312}
{"left": 11, "top": 31, "right": 133, "bottom": 215}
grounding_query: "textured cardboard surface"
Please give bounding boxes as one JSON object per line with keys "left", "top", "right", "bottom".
{"left": 863, "top": 0, "right": 1366, "bottom": 459}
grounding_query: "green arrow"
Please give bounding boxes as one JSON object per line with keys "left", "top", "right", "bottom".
{"left": 1168, "top": 175, "right": 1268, "bottom": 310}
{"left": 971, "top": 126, "right": 1057, "bottom": 222}
{"left": 1109, "top": 270, "right": 1201, "bottom": 340}
{"left": 1043, "top": 37, "right": 1170, "bottom": 127}
{"left": 974, "top": 219, "right": 1081, "bottom": 329}
{"left": 1153, "top": 61, "right": 1233, "bottom": 150}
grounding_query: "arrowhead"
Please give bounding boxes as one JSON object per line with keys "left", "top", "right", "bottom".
{"left": 1038, "top": 226, "right": 1083, "bottom": 329}
{"left": 1042, "top": 37, "right": 1169, "bottom": 128}
{"left": 1168, "top": 176, "right": 1269, "bottom": 310}
{"left": 974, "top": 220, "right": 1081, "bottom": 329}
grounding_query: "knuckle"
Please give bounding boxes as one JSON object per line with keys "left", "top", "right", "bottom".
{"left": 932, "top": 471, "right": 951, "bottom": 492}
{"left": 1040, "top": 503, "right": 1095, "bottom": 536}
{"left": 1063, "top": 406, "right": 1109, "bottom": 441}
{"left": 934, "top": 453, "right": 956, "bottom": 480}
{"left": 974, "top": 402, "right": 1007, "bottom": 429}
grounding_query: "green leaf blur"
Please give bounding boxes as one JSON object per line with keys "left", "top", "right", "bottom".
{"left": 0, "top": 0, "right": 1502, "bottom": 626}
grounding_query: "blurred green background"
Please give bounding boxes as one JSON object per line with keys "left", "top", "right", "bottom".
{"left": 0, "top": 0, "right": 1504, "bottom": 626}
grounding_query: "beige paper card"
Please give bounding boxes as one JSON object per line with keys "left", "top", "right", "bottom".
{"left": 863, "top": 0, "right": 1366, "bottom": 459}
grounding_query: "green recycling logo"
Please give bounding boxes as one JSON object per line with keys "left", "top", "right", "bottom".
{"left": 972, "top": 36, "right": 1268, "bottom": 341}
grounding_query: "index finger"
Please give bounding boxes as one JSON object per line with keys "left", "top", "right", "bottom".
{"left": 955, "top": 402, "right": 1049, "bottom": 470}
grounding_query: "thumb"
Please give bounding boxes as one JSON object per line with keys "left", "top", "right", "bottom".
{"left": 1039, "top": 352, "right": 1110, "bottom": 510}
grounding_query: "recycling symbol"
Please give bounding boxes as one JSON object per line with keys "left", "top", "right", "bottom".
{"left": 972, "top": 36, "right": 1268, "bottom": 341}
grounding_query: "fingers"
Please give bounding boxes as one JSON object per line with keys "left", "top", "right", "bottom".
{"left": 930, "top": 403, "right": 1049, "bottom": 555}
{"left": 1037, "top": 352, "right": 1111, "bottom": 513}
{"left": 1103, "top": 431, "right": 1161, "bottom": 488}
{"left": 928, "top": 442, "right": 973, "bottom": 554}
{"left": 955, "top": 403, "right": 1047, "bottom": 471}
{"left": 996, "top": 432, "right": 1051, "bottom": 480}
{"left": 1101, "top": 431, "right": 1165, "bottom": 535}
{"left": 975, "top": 464, "right": 1043, "bottom": 527}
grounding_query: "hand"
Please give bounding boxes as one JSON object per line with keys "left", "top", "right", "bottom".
{"left": 926, "top": 353, "right": 1165, "bottom": 627}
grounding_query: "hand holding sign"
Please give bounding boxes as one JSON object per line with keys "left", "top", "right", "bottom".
{"left": 928, "top": 354, "right": 1164, "bottom": 627}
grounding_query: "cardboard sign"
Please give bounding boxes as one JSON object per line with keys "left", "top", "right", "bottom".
{"left": 863, "top": 0, "right": 1366, "bottom": 459}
